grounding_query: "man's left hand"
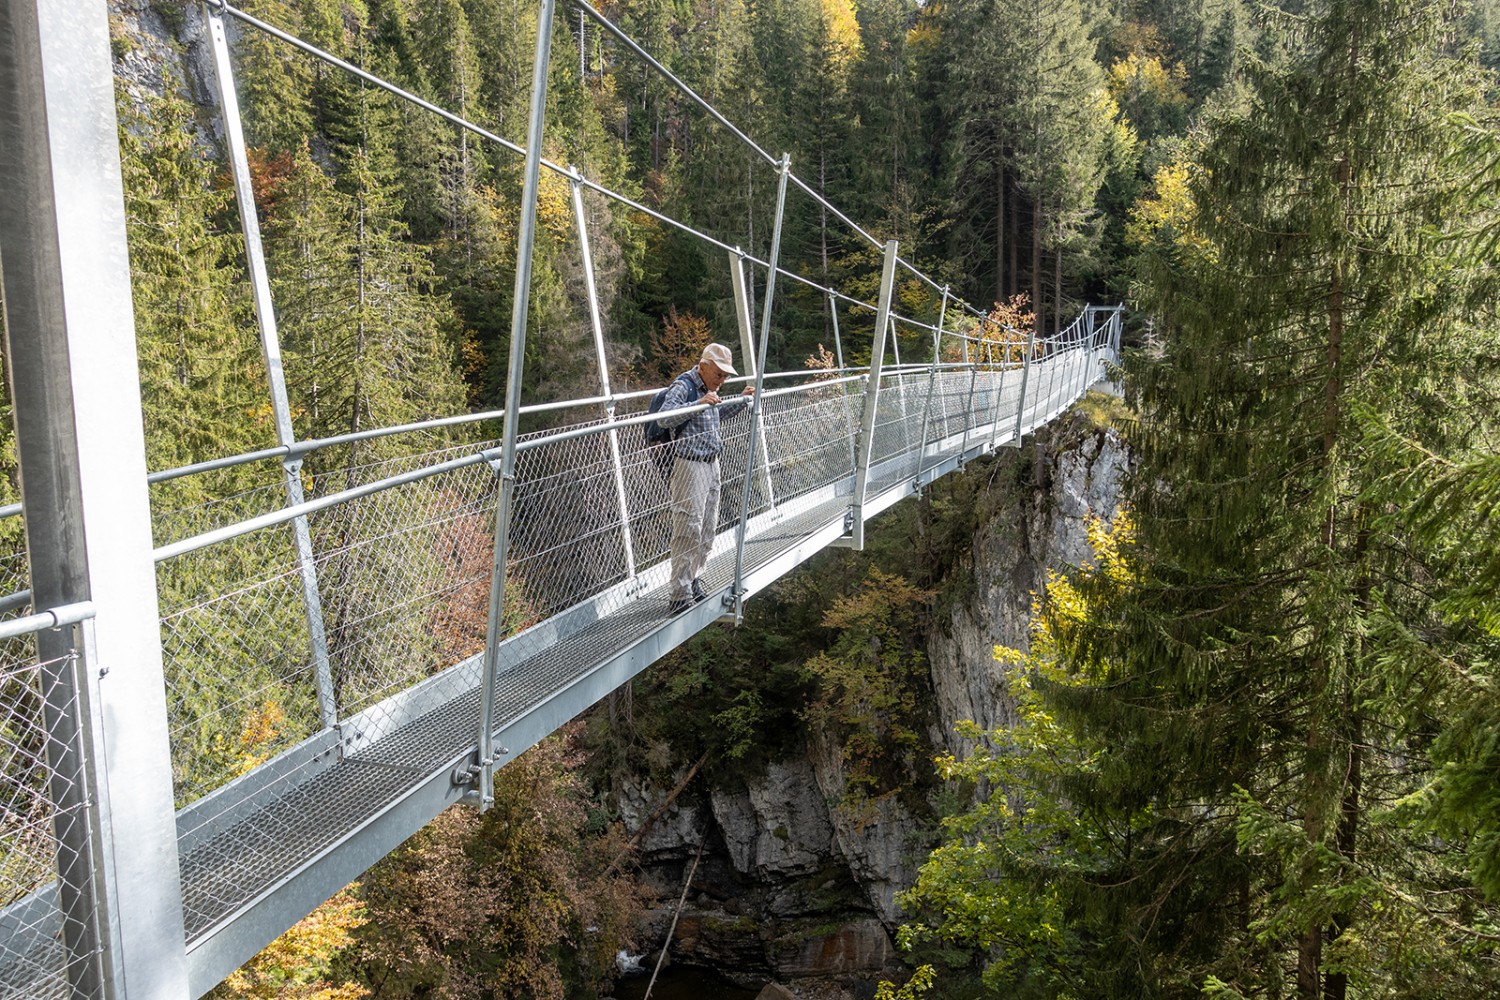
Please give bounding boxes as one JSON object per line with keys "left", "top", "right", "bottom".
{"left": 740, "top": 386, "right": 756, "bottom": 397}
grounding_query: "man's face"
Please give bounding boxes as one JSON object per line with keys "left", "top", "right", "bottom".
{"left": 698, "top": 359, "right": 729, "bottom": 391}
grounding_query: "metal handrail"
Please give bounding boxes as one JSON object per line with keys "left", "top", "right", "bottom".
{"left": 0, "top": 601, "right": 96, "bottom": 642}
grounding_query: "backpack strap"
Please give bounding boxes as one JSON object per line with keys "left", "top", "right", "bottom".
{"left": 664, "top": 371, "right": 699, "bottom": 440}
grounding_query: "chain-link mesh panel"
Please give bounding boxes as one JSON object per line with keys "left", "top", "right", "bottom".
{"left": 157, "top": 523, "right": 322, "bottom": 807}
{"left": 310, "top": 455, "right": 500, "bottom": 719}
{"left": 0, "top": 535, "right": 31, "bottom": 627}
{"left": 0, "top": 637, "right": 102, "bottom": 1000}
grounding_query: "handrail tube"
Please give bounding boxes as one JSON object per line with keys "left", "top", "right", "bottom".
{"left": 0, "top": 601, "right": 96, "bottom": 643}
{"left": 153, "top": 449, "right": 496, "bottom": 562}
{"left": 0, "top": 588, "right": 32, "bottom": 614}
{"left": 153, "top": 374, "right": 870, "bottom": 566}
{"left": 138, "top": 366, "right": 878, "bottom": 489}
{"left": 733, "top": 154, "right": 792, "bottom": 609}
{"left": 476, "top": 0, "right": 557, "bottom": 813}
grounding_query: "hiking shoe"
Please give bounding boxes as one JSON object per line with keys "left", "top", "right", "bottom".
{"left": 691, "top": 579, "right": 708, "bottom": 602}
{"left": 668, "top": 598, "right": 694, "bottom": 616}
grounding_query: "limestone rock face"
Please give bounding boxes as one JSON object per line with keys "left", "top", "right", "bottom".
{"left": 805, "top": 727, "right": 918, "bottom": 925}
{"left": 616, "top": 769, "right": 709, "bottom": 858}
{"left": 771, "top": 918, "right": 893, "bottom": 977}
{"left": 928, "top": 425, "right": 1128, "bottom": 756}
{"left": 621, "top": 422, "right": 1130, "bottom": 991}
{"left": 713, "top": 758, "right": 835, "bottom": 878}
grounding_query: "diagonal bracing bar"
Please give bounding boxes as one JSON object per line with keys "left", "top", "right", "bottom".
{"left": 205, "top": 3, "right": 337, "bottom": 731}
{"left": 572, "top": 174, "right": 638, "bottom": 583}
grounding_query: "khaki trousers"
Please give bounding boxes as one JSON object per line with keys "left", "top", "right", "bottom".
{"left": 668, "top": 456, "right": 720, "bottom": 600}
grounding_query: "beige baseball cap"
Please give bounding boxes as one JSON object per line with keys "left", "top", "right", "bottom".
{"left": 700, "top": 343, "right": 738, "bottom": 376}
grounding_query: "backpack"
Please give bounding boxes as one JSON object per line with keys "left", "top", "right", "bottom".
{"left": 643, "top": 372, "right": 698, "bottom": 479}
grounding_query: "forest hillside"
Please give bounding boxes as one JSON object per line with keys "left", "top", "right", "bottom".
{"left": 4, "top": 0, "right": 1500, "bottom": 997}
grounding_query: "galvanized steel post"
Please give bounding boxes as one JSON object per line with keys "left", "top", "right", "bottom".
{"left": 1012, "top": 325, "right": 1038, "bottom": 442}
{"left": 731, "top": 154, "right": 791, "bottom": 615}
{"left": 846, "top": 241, "right": 899, "bottom": 550}
{"left": 987, "top": 334, "right": 1012, "bottom": 450}
{"left": 477, "top": 0, "right": 557, "bottom": 811}
{"left": 207, "top": 4, "right": 337, "bottom": 731}
{"left": 913, "top": 287, "right": 948, "bottom": 481}
{"left": 0, "top": 0, "right": 191, "bottom": 992}
{"left": 571, "top": 174, "right": 638, "bottom": 582}
{"left": 959, "top": 326, "right": 982, "bottom": 453}
{"left": 828, "top": 291, "right": 858, "bottom": 476}
{"left": 729, "top": 250, "right": 776, "bottom": 515}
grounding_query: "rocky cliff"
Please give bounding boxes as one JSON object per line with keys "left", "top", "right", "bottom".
{"left": 614, "top": 417, "right": 1130, "bottom": 996}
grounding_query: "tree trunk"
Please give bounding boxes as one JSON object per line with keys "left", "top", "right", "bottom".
{"left": 996, "top": 162, "right": 1005, "bottom": 304}
{"left": 1297, "top": 926, "right": 1321, "bottom": 999}
{"left": 1008, "top": 180, "right": 1019, "bottom": 300}
{"left": 1053, "top": 232, "right": 1062, "bottom": 335}
{"left": 1031, "top": 192, "right": 1044, "bottom": 337}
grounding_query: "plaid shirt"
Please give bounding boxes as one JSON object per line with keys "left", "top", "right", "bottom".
{"left": 655, "top": 367, "right": 753, "bottom": 461}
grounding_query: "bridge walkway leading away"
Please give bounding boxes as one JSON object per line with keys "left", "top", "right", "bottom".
{"left": 0, "top": 0, "right": 1124, "bottom": 996}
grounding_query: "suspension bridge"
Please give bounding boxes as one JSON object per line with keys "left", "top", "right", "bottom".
{"left": 0, "top": 0, "right": 1122, "bottom": 997}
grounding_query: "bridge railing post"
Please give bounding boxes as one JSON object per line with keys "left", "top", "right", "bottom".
{"left": 847, "top": 240, "right": 899, "bottom": 550}
{"left": 829, "top": 291, "right": 858, "bottom": 476}
{"left": 476, "top": 0, "right": 557, "bottom": 812}
{"left": 1012, "top": 325, "right": 1038, "bottom": 442}
{"left": 731, "top": 154, "right": 791, "bottom": 618}
{"left": 913, "top": 286, "right": 948, "bottom": 483}
{"left": 729, "top": 249, "right": 777, "bottom": 517}
{"left": 207, "top": 4, "right": 338, "bottom": 731}
{"left": 963, "top": 361, "right": 981, "bottom": 453}
{"left": 987, "top": 332, "right": 1012, "bottom": 451}
{"left": 1084, "top": 306, "right": 1098, "bottom": 394}
{"left": 571, "top": 173, "right": 638, "bottom": 584}
{"left": 0, "top": 0, "right": 190, "bottom": 991}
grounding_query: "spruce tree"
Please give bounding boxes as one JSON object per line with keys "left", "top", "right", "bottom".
{"left": 903, "top": 1, "right": 1500, "bottom": 997}
{"left": 1086, "top": 0, "right": 1499, "bottom": 994}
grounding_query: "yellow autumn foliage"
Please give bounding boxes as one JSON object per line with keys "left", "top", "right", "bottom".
{"left": 220, "top": 887, "right": 368, "bottom": 1000}
{"left": 1126, "top": 159, "right": 1214, "bottom": 260}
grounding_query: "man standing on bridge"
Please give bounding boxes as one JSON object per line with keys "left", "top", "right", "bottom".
{"left": 655, "top": 343, "right": 756, "bottom": 615}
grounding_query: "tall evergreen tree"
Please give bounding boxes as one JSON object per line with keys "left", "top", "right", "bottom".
{"left": 903, "top": 1, "right": 1500, "bottom": 997}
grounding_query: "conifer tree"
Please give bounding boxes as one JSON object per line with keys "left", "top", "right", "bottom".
{"left": 903, "top": 1, "right": 1500, "bottom": 997}
{"left": 118, "top": 82, "right": 269, "bottom": 473}
{"left": 1068, "top": 0, "right": 1498, "bottom": 994}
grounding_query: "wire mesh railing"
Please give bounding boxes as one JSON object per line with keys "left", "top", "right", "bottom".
{"left": 0, "top": 606, "right": 104, "bottom": 1000}
{"left": 149, "top": 306, "right": 1121, "bottom": 817}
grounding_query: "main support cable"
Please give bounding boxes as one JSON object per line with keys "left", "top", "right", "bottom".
{"left": 216, "top": 0, "right": 976, "bottom": 351}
